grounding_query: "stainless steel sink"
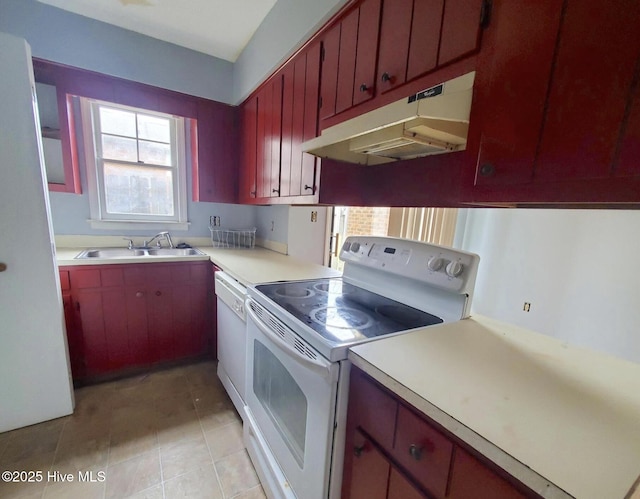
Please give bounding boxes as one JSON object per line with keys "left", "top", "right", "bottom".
{"left": 75, "top": 247, "right": 206, "bottom": 259}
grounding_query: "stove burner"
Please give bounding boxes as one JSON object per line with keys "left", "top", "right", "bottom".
{"left": 313, "top": 281, "right": 353, "bottom": 295}
{"left": 311, "top": 306, "right": 374, "bottom": 330}
{"left": 274, "top": 287, "right": 315, "bottom": 299}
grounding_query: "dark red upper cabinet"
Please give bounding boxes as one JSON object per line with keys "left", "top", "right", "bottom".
{"left": 467, "top": 0, "right": 640, "bottom": 204}
{"left": 239, "top": 95, "right": 258, "bottom": 203}
{"left": 352, "top": 0, "right": 383, "bottom": 104}
{"left": 406, "top": 0, "right": 445, "bottom": 82}
{"left": 535, "top": 0, "right": 640, "bottom": 182}
{"left": 471, "top": 0, "right": 563, "bottom": 187}
{"left": 376, "top": 0, "right": 413, "bottom": 93}
{"left": 439, "top": 0, "right": 486, "bottom": 66}
{"left": 320, "top": 23, "right": 341, "bottom": 120}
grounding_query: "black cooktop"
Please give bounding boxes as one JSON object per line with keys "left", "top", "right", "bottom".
{"left": 255, "top": 278, "right": 443, "bottom": 344}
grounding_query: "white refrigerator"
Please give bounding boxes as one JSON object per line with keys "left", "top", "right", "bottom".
{"left": 0, "top": 32, "right": 74, "bottom": 432}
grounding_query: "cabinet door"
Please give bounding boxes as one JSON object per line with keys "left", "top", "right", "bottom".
{"left": 388, "top": 468, "right": 426, "bottom": 499}
{"left": 376, "top": 0, "right": 413, "bottom": 93}
{"left": 352, "top": 0, "right": 382, "bottom": 105}
{"left": 438, "top": 0, "right": 485, "bottom": 66}
{"left": 615, "top": 68, "right": 640, "bottom": 178}
{"left": 239, "top": 96, "right": 258, "bottom": 202}
{"left": 448, "top": 448, "right": 526, "bottom": 499}
{"left": 320, "top": 22, "right": 341, "bottom": 120}
{"left": 535, "top": 0, "right": 640, "bottom": 182}
{"left": 348, "top": 430, "right": 390, "bottom": 499}
{"left": 62, "top": 293, "right": 84, "bottom": 380}
{"left": 406, "top": 0, "right": 445, "bottom": 82}
{"left": 472, "top": 0, "right": 563, "bottom": 186}
{"left": 393, "top": 405, "right": 453, "bottom": 498}
{"left": 257, "top": 76, "right": 283, "bottom": 198}
{"left": 147, "top": 283, "right": 175, "bottom": 364}
{"left": 335, "top": 8, "right": 359, "bottom": 114}
{"left": 301, "top": 42, "right": 322, "bottom": 196}
{"left": 74, "top": 289, "right": 110, "bottom": 377}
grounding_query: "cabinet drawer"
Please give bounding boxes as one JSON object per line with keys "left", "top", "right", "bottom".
{"left": 393, "top": 404, "right": 453, "bottom": 499}
{"left": 349, "top": 369, "right": 397, "bottom": 450}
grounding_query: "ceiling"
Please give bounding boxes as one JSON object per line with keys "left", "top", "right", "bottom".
{"left": 36, "top": 0, "right": 278, "bottom": 62}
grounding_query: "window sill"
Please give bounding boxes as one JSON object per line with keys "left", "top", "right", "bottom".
{"left": 88, "top": 220, "right": 190, "bottom": 231}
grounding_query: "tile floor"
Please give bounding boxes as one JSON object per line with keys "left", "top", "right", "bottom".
{"left": 0, "top": 361, "right": 264, "bottom": 499}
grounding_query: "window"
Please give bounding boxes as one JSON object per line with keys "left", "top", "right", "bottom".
{"left": 81, "top": 99, "right": 188, "bottom": 229}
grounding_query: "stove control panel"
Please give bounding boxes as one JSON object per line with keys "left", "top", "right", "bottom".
{"left": 340, "top": 236, "right": 479, "bottom": 294}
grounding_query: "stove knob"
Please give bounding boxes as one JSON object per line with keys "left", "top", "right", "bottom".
{"left": 427, "top": 257, "right": 444, "bottom": 271}
{"left": 446, "top": 261, "right": 464, "bottom": 278}
{"left": 351, "top": 242, "right": 360, "bottom": 252}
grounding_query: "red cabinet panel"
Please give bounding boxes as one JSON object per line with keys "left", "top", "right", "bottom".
{"left": 472, "top": 0, "right": 563, "bottom": 186}
{"left": 438, "top": 0, "right": 485, "bottom": 65}
{"left": 448, "top": 448, "right": 526, "bottom": 499}
{"left": 536, "top": 0, "right": 640, "bottom": 182}
{"left": 302, "top": 43, "right": 322, "bottom": 195}
{"left": 63, "top": 262, "right": 214, "bottom": 382}
{"left": 320, "top": 23, "right": 341, "bottom": 120}
{"left": 239, "top": 95, "right": 258, "bottom": 202}
{"left": 406, "top": 0, "right": 444, "bottom": 82}
{"left": 616, "top": 71, "right": 640, "bottom": 177}
{"left": 393, "top": 405, "right": 453, "bottom": 498}
{"left": 377, "top": 0, "right": 413, "bottom": 93}
{"left": 348, "top": 430, "right": 390, "bottom": 499}
{"left": 336, "top": 8, "right": 359, "bottom": 114}
{"left": 388, "top": 469, "right": 424, "bottom": 499}
{"left": 352, "top": 0, "right": 382, "bottom": 105}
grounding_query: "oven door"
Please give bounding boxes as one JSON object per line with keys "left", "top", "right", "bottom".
{"left": 245, "top": 298, "right": 339, "bottom": 499}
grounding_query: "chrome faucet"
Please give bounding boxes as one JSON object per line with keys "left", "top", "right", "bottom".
{"left": 143, "top": 231, "right": 174, "bottom": 249}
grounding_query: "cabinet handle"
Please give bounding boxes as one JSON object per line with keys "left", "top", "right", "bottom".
{"left": 409, "top": 444, "right": 423, "bottom": 461}
{"left": 479, "top": 163, "right": 496, "bottom": 177}
{"left": 0, "top": 262, "right": 7, "bottom": 272}
{"left": 354, "top": 444, "right": 365, "bottom": 457}
{"left": 359, "top": 83, "right": 369, "bottom": 93}
{"left": 136, "top": 291, "right": 144, "bottom": 298}
{"left": 304, "top": 184, "right": 315, "bottom": 193}
{"left": 272, "top": 188, "right": 280, "bottom": 195}
{"left": 250, "top": 190, "right": 257, "bottom": 197}
{"left": 381, "top": 72, "right": 392, "bottom": 83}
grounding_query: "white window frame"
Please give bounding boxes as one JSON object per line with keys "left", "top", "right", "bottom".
{"left": 80, "top": 98, "right": 189, "bottom": 230}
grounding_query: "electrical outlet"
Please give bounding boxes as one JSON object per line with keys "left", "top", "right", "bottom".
{"left": 523, "top": 302, "right": 531, "bottom": 312}
{"left": 311, "top": 211, "right": 318, "bottom": 222}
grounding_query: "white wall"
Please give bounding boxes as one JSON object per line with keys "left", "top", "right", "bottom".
{"left": 458, "top": 209, "right": 640, "bottom": 364}
{"left": 233, "top": 0, "right": 348, "bottom": 103}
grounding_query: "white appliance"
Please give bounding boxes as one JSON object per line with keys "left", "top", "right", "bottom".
{"left": 301, "top": 72, "right": 475, "bottom": 165}
{"left": 244, "top": 236, "right": 480, "bottom": 498}
{"left": 215, "top": 270, "right": 248, "bottom": 415}
{"left": 0, "top": 32, "right": 74, "bottom": 432}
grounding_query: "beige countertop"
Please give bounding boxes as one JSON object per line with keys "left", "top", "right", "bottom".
{"left": 349, "top": 315, "right": 640, "bottom": 499}
{"left": 56, "top": 245, "right": 340, "bottom": 286}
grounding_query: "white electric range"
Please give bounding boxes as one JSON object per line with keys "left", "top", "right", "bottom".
{"left": 243, "top": 236, "right": 480, "bottom": 499}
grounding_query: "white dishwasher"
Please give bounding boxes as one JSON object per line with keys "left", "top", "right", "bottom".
{"left": 215, "top": 271, "right": 247, "bottom": 417}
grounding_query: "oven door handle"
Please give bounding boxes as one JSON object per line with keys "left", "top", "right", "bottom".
{"left": 246, "top": 302, "right": 332, "bottom": 377}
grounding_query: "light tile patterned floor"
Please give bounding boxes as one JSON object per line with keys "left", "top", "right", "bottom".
{"left": 0, "top": 361, "right": 265, "bottom": 499}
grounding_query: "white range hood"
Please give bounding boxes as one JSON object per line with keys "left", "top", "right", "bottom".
{"left": 302, "top": 71, "right": 475, "bottom": 165}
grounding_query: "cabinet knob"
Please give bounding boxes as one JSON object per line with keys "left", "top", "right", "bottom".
{"left": 0, "top": 262, "right": 7, "bottom": 272}
{"left": 479, "top": 163, "right": 496, "bottom": 177}
{"left": 272, "top": 188, "right": 280, "bottom": 195}
{"left": 250, "top": 190, "right": 256, "bottom": 197}
{"left": 304, "top": 184, "right": 315, "bottom": 193}
{"left": 354, "top": 444, "right": 365, "bottom": 457}
{"left": 136, "top": 291, "right": 144, "bottom": 298}
{"left": 359, "top": 83, "right": 369, "bottom": 93}
{"left": 155, "top": 290, "right": 162, "bottom": 297}
{"left": 381, "top": 72, "right": 392, "bottom": 83}
{"left": 409, "top": 444, "right": 423, "bottom": 461}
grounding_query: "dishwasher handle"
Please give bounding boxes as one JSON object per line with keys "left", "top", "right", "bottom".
{"left": 215, "top": 272, "right": 246, "bottom": 320}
